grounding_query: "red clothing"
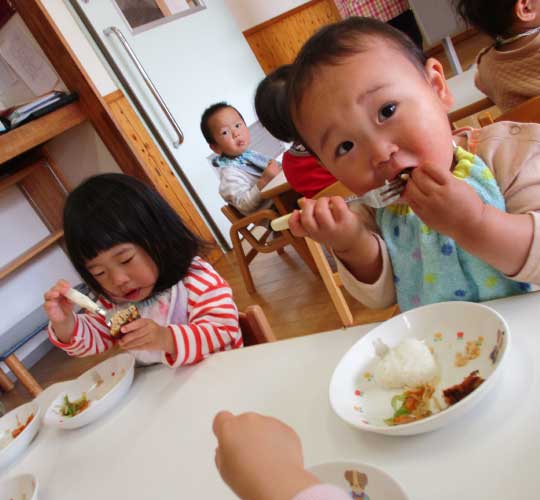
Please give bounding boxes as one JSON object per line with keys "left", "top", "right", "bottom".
{"left": 282, "top": 145, "right": 336, "bottom": 198}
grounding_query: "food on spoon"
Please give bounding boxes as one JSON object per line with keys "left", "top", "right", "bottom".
{"left": 374, "top": 338, "right": 438, "bottom": 390}
{"left": 60, "top": 394, "right": 89, "bottom": 417}
{"left": 109, "top": 305, "right": 140, "bottom": 337}
{"left": 443, "top": 370, "right": 484, "bottom": 406}
{"left": 384, "top": 384, "right": 435, "bottom": 426}
{"left": 11, "top": 414, "right": 34, "bottom": 438}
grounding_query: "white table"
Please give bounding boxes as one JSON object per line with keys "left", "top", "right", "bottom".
{"left": 4, "top": 292, "right": 540, "bottom": 499}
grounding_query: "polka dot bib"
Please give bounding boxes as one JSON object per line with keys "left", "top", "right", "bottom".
{"left": 376, "top": 147, "right": 530, "bottom": 312}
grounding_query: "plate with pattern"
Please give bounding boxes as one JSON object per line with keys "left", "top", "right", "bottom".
{"left": 330, "top": 302, "right": 510, "bottom": 435}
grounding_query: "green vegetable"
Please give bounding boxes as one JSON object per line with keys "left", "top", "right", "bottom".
{"left": 60, "top": 394, "right": 88, "bottom": 417}
{"left": 391, "top": 394, "right": 407, "bottom": 413}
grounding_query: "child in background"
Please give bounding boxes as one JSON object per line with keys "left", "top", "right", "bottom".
{"left": 201, "top": 102, "right": 280, "bottom": 215}
{"left": 44, "top": 174, "right": 241, "bottom": 367}
{"left": 453, "top": 0, "right": 540, "bottom": 112}
{"left": 285, "top": 18, "right": 540, "bottom": 312}
{"left": 255, "top": 64, "right": 337, "bottom": 198}
{"left": 213, "top": 411, "right": 351, "bottom": 500}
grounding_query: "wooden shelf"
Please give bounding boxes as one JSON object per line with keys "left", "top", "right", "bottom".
{"left": 0, "top": 159, "right": 46, "bottom": 194}
{"left": 0, "top": 229, "right": 64, "bottom": 280}
{"left": 0, "top": 102, "right": 86, "bottom": 165}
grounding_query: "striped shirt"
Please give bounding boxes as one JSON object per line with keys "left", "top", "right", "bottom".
{"left": 335, "top": 0, "right": 409, "bottom": 23}
{"left": 48, "top": 257, "right": 242, "bottom": 367}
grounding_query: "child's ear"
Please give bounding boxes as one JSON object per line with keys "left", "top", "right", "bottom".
{"left": 515, "top": 0, "right": 537, "bottom": 22}
{"left": 210, "top": 142, "right": 223, "bottom": 155}
{"left": 425, "top": 57, "right": 454, "bottom": 111}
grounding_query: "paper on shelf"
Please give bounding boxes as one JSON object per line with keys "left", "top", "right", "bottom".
{"left": 0, "top": 16, "right": 58, "bottom": 96}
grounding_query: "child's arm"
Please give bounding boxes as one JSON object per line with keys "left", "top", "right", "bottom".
{"left": 219, "top": 167, "right": 267, "bottom": 214}
{"left": 159, "top": 258, "right": 241, "bottom": 368}
{"left": 405, "top": 164, "right": 533, "bottom": 277}
{"left": 289, "top": 196, "right": 383, "bottom": 283}
{"left": 45, "top": 280, "right": 114, "bottom": 356}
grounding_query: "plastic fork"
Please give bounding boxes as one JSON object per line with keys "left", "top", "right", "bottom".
{"left": 271, "top": 177, "right": 406, "bottom": 232}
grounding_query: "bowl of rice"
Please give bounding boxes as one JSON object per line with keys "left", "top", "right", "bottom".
{"left": 329, "top": 301, "right": 510, "bottom": 435}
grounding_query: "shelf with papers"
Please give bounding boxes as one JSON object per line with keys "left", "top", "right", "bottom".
{"left": 0, "top": 102, "right": 86, "bottom": 164}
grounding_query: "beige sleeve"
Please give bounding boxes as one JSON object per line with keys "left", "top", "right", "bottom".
{"left": 471, "top": 122, "right": 540, "bottom": 283}
{"left": 335, "top": 233, "right": 397, "bottom": 309}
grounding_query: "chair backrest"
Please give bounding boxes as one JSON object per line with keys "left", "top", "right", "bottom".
{"left": 479, "top": 96, "right": 540, "bottom": 127}
{"left": 239, "top": 305, "right": 277, "bottom": 346}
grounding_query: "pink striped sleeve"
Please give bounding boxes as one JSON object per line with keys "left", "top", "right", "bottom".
{"left": 293, "top": 484, "right": 351, "bottom": 500}
{"left": 48, "top": 311, "right": 115, "bottom": 357}
{"left": 164, "top": 258, "right": 241, "bottom": 368}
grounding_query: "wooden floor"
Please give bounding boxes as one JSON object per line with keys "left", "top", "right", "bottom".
{"left": 1, "top": 30, "right": 494, "bottom": 412}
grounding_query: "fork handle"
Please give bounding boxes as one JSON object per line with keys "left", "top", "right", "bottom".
{"left": 65, "top": 288, "right": 106, "bottom": 317}
{"left": 271, "top": 213, "right": 293, "bottom": 232}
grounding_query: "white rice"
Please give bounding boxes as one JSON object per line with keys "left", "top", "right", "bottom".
{"left": 374, "top": 338, "right": 438, "bottom": 390}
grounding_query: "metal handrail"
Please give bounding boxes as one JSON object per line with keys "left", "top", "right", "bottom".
{"left": 104, "top": 26, "right": 184, "bottom": 147}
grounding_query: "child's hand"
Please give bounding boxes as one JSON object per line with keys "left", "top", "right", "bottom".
{"left": 404, "top": 164, "right": 485, "bottom": 239}
{"left": 118, "top": 319, "right": 175, "bottom": 354}
{"left": 43, "top": 280, "right": 76, "bottom": 343}
{"left": 213, "top": 411, "right": 319, "bottom": 500}
{"left": 44, "top": 279, "right": 74, "bottom": 324}
{"left": 288, "top": 196, "right": 366, "bottom": 253}
{"left": 257, "top": 160, "right": 281, "bottom": 189}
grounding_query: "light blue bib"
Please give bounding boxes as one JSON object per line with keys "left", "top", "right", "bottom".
{"left": 376, "top": 147, "right": 531, "bottom": 312}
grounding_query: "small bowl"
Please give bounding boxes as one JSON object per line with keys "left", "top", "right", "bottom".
{"left": 0, "top": 401, "right": 40, "bottom": 469}
{"left": 308, "top": 461, "right": 409, "bottom": 499}
{"left": 44, "top": 353, "right": 135, "bottom": 430}
{"left": 0, "top": 473, "right": 38, "bottom": 500}
{"left": 330, "top": 301, "right": 509, "bottom": 435}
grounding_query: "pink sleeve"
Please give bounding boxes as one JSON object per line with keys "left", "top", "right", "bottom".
{"left": 293, "top": 484, "right": 351, "bottom": 500}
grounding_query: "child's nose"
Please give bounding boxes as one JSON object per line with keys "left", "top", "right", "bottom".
{"left": 110, "top": 268, "right": 130, "bottom": 286}
{"left": 369, "top": 139, "right": 398, "bottom": 168}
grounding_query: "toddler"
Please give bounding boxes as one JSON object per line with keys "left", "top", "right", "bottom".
{"left": 44, "top": 174, "right": 242, "bottom": 366}
{"left": 285, "top": 18, "right": 540, "bottom": 312}
{"left": 454, "top": 0, "right": 540, "bottom": 111}
{"left": 200, "top": 102, "right": 280, "bottom": 215}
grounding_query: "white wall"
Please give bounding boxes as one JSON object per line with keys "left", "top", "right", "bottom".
{"left": 41, "top": 0, "right": 117, "bottom": 96}
{"left": 224, "top": 0, "right": 307, "bottom": 31}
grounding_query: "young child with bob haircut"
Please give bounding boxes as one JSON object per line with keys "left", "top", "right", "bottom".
{"left": 44, "top": 174, "right": 242, "bottom": 366}
{"left": 453, "top": 0, "right": 540, "bottom": 111}
{"left": 285, "top": 17, "right": 540, "bottom": 312}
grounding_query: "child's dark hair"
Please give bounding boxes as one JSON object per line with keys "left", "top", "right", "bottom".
{"left": 200, "top": 102, "right": 245, "bottom": 144}
{"left": 63, "top": 173, "right": 202, "bottom": 299}
{"left": 254, "top": 64, "right": 296, "bottom": 143}
{"left": 453, "top": 0, "right": 517, "bottom": 39}
{"left": 288, "top": 17, "right": 427, "bottom": 129}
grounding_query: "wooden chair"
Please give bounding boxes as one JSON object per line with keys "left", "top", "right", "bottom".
{"left": 478, "top": 96, "right": 540, "bottom": 127}
{"left": 448, "top": 97, "right": 494, "bottom": 129}
{"left": 299, "top": 182, "right": 399, "bottom": 327}
{"left": 239, "top": 305, "right": 277, "bottom": 346}
{"left": 222, "top": 204, "right": 299, "bottom": 293}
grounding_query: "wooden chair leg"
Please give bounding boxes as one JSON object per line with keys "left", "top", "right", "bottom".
{"left": 230, "top": 230, "right": 256, "bottom": 293}
{"left": 305, "top": 237, "right": 354, "bottom": 327}
{"left": 282, "top": 230, "right": 319, "bottom": 274}
{"left": 0, "top": 367, "right": 15, "bottom": 392}
{"left": 4, "top": 355, "right": 43, "bottom": 397}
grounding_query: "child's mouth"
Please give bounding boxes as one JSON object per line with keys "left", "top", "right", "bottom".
{"left": 123, "top": 288, "right": 141, "bottom": 301}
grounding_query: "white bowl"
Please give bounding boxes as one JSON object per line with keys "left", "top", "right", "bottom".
{"left": 330, "top": 301, "right": 510, "bottom": 436}
{"left": 0, "top": 473, "right": 38, "bottom": 500}
{"left": 308, "top": 461, "right": 409, "bottom": 499}
{"left": 0, "top": 401, "right": 40, "bottom": 469}
{"left": 44, "top": 353, "right": 135, "bottom": 430}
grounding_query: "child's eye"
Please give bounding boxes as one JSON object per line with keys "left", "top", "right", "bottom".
{"left": 221, "top": 130, "right": 229, "bottom": 136}
{"left": 235, "top": 123, "right": 242, "bottom": 129}
{"left": 336, "top": 141, "right": 354, "bottom": 157}
{"left": 91, "top": 271, "right": 105, "bottom": 278}
{"left": 121, "top": 257, "right": 133, "bottom": 265}
{"left": 378, "top": 103, "right": 397, "bottom": 122}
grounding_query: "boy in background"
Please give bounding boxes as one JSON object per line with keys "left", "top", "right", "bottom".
{"left": 201, "top": 102, "right": 280, "bottom": 215}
